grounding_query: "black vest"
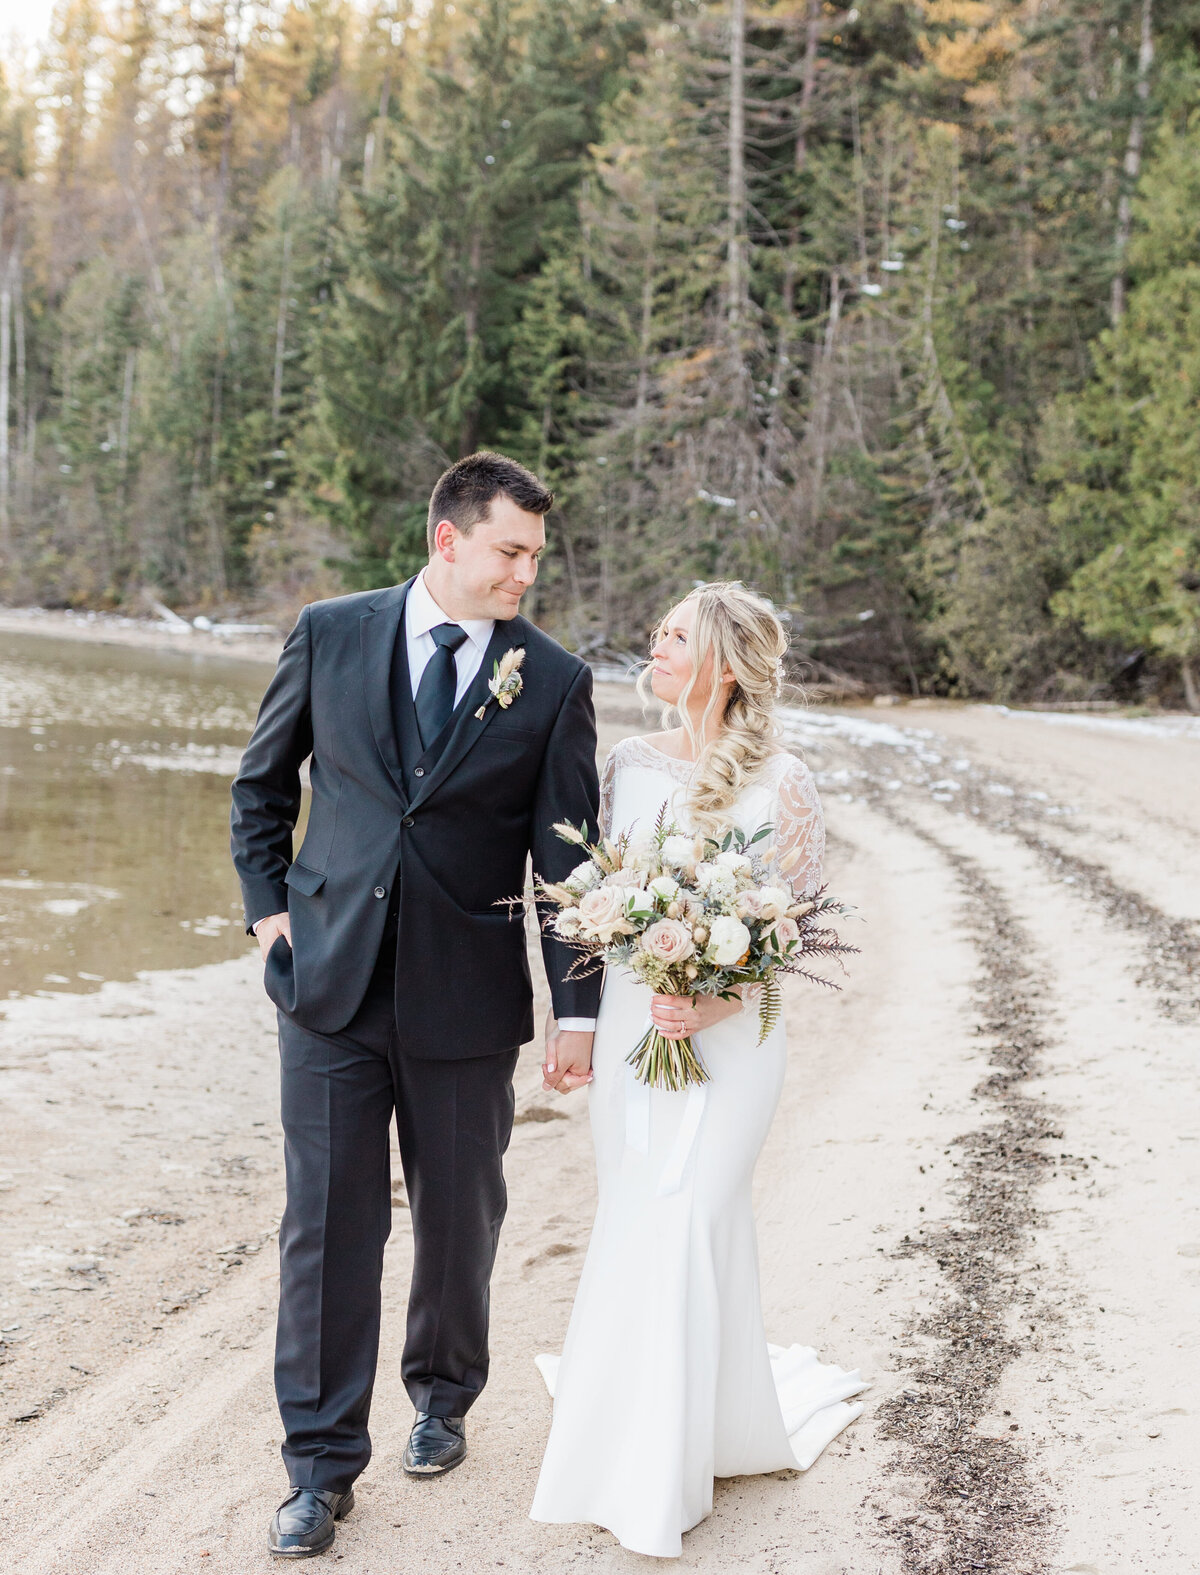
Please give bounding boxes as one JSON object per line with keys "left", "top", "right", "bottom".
{"left": 389, "top": 607, "right": 478, "bottom": 784}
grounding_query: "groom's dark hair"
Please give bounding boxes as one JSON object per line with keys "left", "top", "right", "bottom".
{"left": 427, "top": 451, "right": 555, "bottom": 552}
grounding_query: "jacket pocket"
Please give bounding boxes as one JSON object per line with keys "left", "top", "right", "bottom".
{"left": 480, "top": 722, "right": 540, "bottom": 741}
{"left": 285, "top": 861, "right": 327, "bottom": 897}
{"left": 263, "top": 930, "right": 297, "bottom": 1015}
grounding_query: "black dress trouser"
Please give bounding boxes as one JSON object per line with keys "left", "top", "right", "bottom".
{"left": 274, "top": 925, "right": 519, "bottom": 1493}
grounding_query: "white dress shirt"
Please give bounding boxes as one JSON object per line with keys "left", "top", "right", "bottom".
{"left": 403, "top": 571, "right": 595, "bottom": 1037}
{"left": 404, "top": 567, "right": 494, "bottom": 702}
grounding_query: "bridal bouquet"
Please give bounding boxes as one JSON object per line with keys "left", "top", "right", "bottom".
{"left": 525, "top": 811, "right": 857, "bottom": 1091}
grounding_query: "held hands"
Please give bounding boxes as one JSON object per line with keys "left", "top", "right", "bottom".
{"left": 542, "top": 1013, "right": 594, "bottom": 1095}
{"left": 650, "top": 989, "right": 743, "bottom": 1041}
{"left": 254, "top": 911, "right": 292, "bottom": 962}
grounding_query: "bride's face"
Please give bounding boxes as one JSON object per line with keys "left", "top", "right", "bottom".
{"left": 650, "top": 600, "right": 713, "bottom": 708}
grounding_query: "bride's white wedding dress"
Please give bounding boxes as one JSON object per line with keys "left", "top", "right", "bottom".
{"left": 529, "top": 735, "right": 868, "bottom": 1559}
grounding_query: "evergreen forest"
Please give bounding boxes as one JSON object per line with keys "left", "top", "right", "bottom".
{"left": 1, "top": 0, "right": 1199, "bottom": 705}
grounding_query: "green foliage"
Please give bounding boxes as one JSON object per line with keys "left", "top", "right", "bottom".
{"left": 1046, "top": 113, "right": 1200, "bottom": 703}
{"left": 298, "top": 0, "right": 639, "bottom": 585}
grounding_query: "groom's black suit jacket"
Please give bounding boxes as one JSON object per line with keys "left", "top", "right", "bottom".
{"left": 230, "top": 577, "right": 602, "bottom": 1056}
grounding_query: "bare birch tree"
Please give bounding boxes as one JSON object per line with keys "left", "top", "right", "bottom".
{"left": 1110, "top": 0, "right": 1154, "bottom": 325}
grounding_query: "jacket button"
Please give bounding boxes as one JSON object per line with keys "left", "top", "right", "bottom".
{"left": 402, "top": 815, "right": 414, "bottom": 828}
{"left": 413, "top": 766, "right": 425, "bottom": 778}
{"left": 373, "top": 886, "right": 386, "bottom": 899}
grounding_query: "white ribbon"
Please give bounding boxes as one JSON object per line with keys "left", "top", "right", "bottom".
{"left": 623, "top": 1018, "right": 707, "bottom": 1196}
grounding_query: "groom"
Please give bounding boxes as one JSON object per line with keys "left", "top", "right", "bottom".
{"left": 231, "top": 452, "right": 601, "bottom": 1558}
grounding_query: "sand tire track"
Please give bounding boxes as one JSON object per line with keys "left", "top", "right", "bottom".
{"left": 871, "top": 809, "right": 1058, "bottom": 1575}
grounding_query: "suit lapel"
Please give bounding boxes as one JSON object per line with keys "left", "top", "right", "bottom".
{"left": 359, "top": 578, "right": 414, "bottom": 805}
{"left": 408, "top": 619, "right": 526, "bottom": 811}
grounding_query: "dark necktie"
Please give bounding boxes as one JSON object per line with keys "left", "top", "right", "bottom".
{"left": 415, "top": 622, "right": 469, "bottom": 749}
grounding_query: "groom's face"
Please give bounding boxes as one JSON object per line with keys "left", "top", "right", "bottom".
{"left": 433, "top": 495, "right": 546, "bottom": 621}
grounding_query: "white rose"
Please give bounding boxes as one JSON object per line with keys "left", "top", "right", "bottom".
{"left": 757, "top": 885, "right": 793, "bottom": 922}
{"left": 705, "top": 914, "right": 752, "bottom": 967}
{"left": 695, "top": 861, "right": 737, "bottom": 900}
{"left": 605, "top": 866, "right": 644, "bottom": 888}
{"left": 624, "top": 886, "right": 655, "bottom": 922}
{"left": 564, "top": 860, "right": 602, "bottom": 895}
{"left": 554, "top": 909, "right": 584, "bottom": 940}
{"left": 576, "top": 885, "right": 633, "bottom": 943}
{"left": 624, "top": 831, "right": 659, "bottom": 873}
{"left": 715, "top": 849, "right": 751, "bottom": 876}
{"left": 660, "top": 834, "right": 695, "bottom": 868}
{"left": 648, "top": 874, "right": 680, "bottom": 901}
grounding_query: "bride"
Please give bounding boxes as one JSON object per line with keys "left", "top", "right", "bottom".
{"left": 529, "top": 581, "right": 868, "bottom": 1559}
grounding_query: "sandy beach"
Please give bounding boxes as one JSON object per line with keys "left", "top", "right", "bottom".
{"left": 1, "top": 654, "right": 1198, "bottom": 1572}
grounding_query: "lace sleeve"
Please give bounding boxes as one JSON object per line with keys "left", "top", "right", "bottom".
{"left": 599, "top": 744, "right": 619, "bottom": 839}
{"left": 771, "top": 755, "right": 825, "bottom": 898}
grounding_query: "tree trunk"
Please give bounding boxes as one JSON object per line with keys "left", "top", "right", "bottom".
{"left": 271, "top": 227, "right": 293, "bottom": 432}
{"left": 208, "top": 349, "right": 228, "bottom": 597}
{"left": 14, "top": 249, "right": 29, "bottom": 518}
{"left": 23, "top": 408, "right": 35, "bottom": 521}
{"left": 1111, "top": 0, "right": 1154, "bottom": 325}
{"left": 364, "top": 68, "right": 393, "bottom": 191}
{"left": 922, "top": 185, "right": 989, "bottom": 513}
{"left": 1014, "top": 54, "right": 1036, "bottom": 337}
{"left": 0, "top": 254, "right": 11, "bottom": 558}
{"left": 330, "top": 106, "right": 346, "bottom": 191}
{"left": 850, "top": 82, "right": 869, "bottom": 287}
{"left": 727, "top": 0, "right": 747, "bottom": 339}
{"left": 118, "top": 347, "right": 136, "bottom": 490}
{"left": 1182, "top": 655, "right": 1200, "bottom": 714}
{"left": 13, "top": 242, "right": 24, "bottom": 462}
{"left": 122, "top": 180, "right": 177, "bottom": 359}
{"left": 632, "top": 202, "right": 658, "bottom": 474}
{"left": 808, "top": 271, "right": 840, "bottom": 544}
{"left": 459, "top": 225, "right": 484, "bottom": 455}
{"left": 795, "top": 0, "right": 819, "bottom": 173}
{"left": 762, "top": 247, "right": 796, "bottom": 479}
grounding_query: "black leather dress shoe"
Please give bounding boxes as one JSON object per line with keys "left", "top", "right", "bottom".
{"left": 268, "top": 1486, "right": 355, "bottom": 1558}
{"left": 403, "top": 1412, "right": 467, "bottom": 1476}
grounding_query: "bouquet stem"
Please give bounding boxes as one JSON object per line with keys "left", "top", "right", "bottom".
{"left": 626, "top": 1026, "right": 710, "bottom": 1091}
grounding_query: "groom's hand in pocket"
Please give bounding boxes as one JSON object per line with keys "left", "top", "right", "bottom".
{"left": 542, "top": 1020, "right": 593, "bottom": 1095}
{"left": 253, "top": 912, "right": 292, "bottom": 962}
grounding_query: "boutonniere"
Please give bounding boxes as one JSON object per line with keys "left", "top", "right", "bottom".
{"left": 475, "top": 647, "right": 526, "bottom": 720}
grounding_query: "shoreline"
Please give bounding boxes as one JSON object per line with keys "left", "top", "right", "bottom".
{"left": 0, "top": 606, "right": 285, "bottom": 666}
{"left": 3, "top": 607, "right": 1196, "bottom": 731}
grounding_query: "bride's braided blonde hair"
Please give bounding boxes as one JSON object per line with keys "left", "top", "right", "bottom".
{"left": 637, "top": 581, "right": 791, "bottom": 840}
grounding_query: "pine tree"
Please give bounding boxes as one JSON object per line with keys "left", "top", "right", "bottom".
{"left": 300, "top": 0, "right": 636, "bottom": 586}
{"left": 1046, "top": 111, "right": 1200, "bottom": 710}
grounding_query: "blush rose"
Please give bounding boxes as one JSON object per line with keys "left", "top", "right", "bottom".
{"left": 639, "top": 918, "right": 695, "bottom": 965}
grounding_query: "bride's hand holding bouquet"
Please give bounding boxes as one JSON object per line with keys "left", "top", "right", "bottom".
{"left": 649, "top": 988, "right": 744, "bottom": 1041}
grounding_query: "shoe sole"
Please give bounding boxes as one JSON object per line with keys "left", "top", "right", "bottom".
{"left": 403, "top": 1448, "right": 467, "bottom": 1478}
{"left": 267, "top": 1492, "right": 354, "bottom": 1557}
{"left": 268, "top": 1531, "right": 335, "bottom": 1560}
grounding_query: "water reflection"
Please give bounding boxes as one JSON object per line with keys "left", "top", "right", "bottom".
{"left": 0, "top": 632, "right": 291, "bottom": 998}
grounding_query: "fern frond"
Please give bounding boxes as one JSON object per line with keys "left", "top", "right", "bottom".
{"left": 757, "top": 976, "right": 782, "bottom": 1046}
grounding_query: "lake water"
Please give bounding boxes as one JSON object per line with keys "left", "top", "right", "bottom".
{"left": 0, "top": 632, "right": 288, "bottom": 999}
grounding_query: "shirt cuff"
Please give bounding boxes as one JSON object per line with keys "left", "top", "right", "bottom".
{"left": 557, "top": 1017, "right": 596, "bottom": 1033}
